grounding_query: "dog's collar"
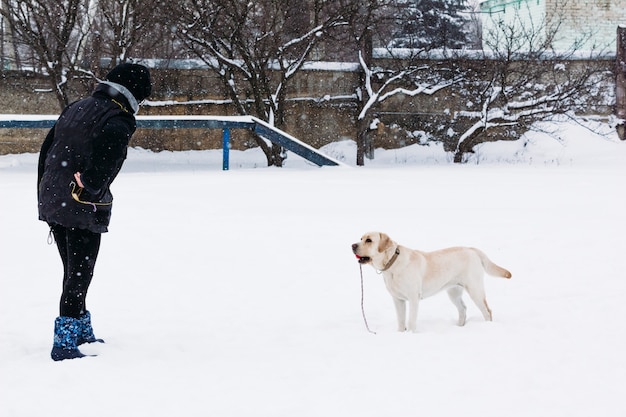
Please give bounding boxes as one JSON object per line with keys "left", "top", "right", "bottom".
{"left": 380, "top": 247, "right": 400, "bottom": 272}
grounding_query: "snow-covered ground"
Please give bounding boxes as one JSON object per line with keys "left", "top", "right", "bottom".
{"left": 1, "top": 120, "right": 625, "bottom": 417}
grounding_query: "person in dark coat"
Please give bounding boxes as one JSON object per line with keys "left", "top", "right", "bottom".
{"left": 38, "top": 63, "right": 152, "bottom": 361}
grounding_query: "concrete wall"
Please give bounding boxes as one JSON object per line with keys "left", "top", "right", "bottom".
{"left": 0, "top": 67, "right": 360, "bottom": 154}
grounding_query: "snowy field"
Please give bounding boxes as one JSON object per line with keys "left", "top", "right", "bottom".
{"left": 1, "top": 120, "right": 626, "bottom": 417}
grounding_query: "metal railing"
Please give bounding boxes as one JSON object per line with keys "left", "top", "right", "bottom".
{"left": 0, "top": 114, "right": 343, "bottom": 169}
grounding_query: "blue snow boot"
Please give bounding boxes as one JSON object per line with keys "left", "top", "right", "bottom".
{"left": 77, "top": 311, "right": 104, "bottom": 346}
{"left": 50, "top": 316, "right": 86, "bottom": 361}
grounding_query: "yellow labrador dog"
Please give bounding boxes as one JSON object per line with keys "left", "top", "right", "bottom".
{"left": 352, "top": 232, "right": 511, "bottom": 332}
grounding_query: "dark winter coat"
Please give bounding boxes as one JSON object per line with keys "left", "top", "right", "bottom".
{"left": 37, "top": 83, "right": 137, "bottom": 233}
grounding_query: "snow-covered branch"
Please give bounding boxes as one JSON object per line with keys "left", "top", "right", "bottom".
{"left": 183, "top": 32, "right": 252, "bottom": 79}
{"left": 357, "top": 51, "right": 459, "bottom": 120}
{"left": 378, "top": 76, "right": 462, "bottom": 102}
{"left": 455, "top": 89, "right": 565, "bottom": 150}
{"left": 279, "top": 24, "right": 324, "bottom": 53}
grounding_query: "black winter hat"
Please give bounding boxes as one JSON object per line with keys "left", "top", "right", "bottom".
{"left": 105, "top": 63, "right": 152, "bottom": 102}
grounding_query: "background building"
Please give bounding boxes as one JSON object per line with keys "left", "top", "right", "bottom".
{"left": 479, "top": 0, "right": 626, "bottom": 52}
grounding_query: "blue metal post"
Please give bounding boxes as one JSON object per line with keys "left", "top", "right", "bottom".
{"left": 222, "top": 128, "right": 230, "bottom": 171}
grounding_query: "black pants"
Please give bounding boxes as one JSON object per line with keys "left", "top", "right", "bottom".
{"left": 50, "top": 224, "right": 101, "bottom": 319}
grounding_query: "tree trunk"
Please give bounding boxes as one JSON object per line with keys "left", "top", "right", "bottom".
{"left": 270, "top": 144, "right": 285, "bottom": 167}
{"left": 1, "top": 0, "right": 19, "bottom": 70}
{"left": 356, "top": 116, "right": 375, "bottom": 165}
{"left": 454, "top": 126, "right": 485, "bottom": 163}
{"left": 356, "top": 117, "right": 368, "bottom": 166}
{"left": 51, "top": 69, "right": 70, "bottom": 111}
{"left": 355, "top": 29, "right": 373, "bottom": 166}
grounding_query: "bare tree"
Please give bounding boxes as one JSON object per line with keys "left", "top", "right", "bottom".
{"left": 616, "top": 26, "right": 626, "bottom": 141}
{"left": 1, "top": 0, "right": 20, "bottom": 69}
{"left": 94, "top": 0, "right": 164, "bottom": 64}
{"left": 163, "top": 0, "right": 359, "bottom": 167}
{"left": 0, "top": 0, "right": 94, "bottom": 108}
{"left": 450, "top": 3, "right": 609, "bottom": 162}
{"left": 353, "top": 1, "right": 611, "bottom": 163}
{"left": 343, "top": 0, "right": 385, "bottom": 165}
{"left": 1, "top": 0, "right": 164, "bottom": 109}
{"left": 348, "top": 0, "right": 466, "bottom": 165}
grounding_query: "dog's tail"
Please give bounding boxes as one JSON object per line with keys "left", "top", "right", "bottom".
{"left": 474, "top": 249, "right": 512, "bottom": 279}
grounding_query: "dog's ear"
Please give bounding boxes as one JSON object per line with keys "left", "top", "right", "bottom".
{"left": 377, "top": 232, "right": 393, "bottom": 252}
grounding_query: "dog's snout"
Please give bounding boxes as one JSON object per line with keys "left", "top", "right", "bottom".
{"left": 351, "top": 243, "right": 358, "bottom": 253}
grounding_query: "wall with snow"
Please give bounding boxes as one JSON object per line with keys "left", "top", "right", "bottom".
{"left": 0, "top": 56, "right": 618, "bottom": 155}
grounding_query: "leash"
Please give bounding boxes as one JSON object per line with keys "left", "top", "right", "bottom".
{"left": 357, "top": 247, "right": 400, "bottom": 334}
{"left": 359, "top": 263, "right": 376, "bottom": 335}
